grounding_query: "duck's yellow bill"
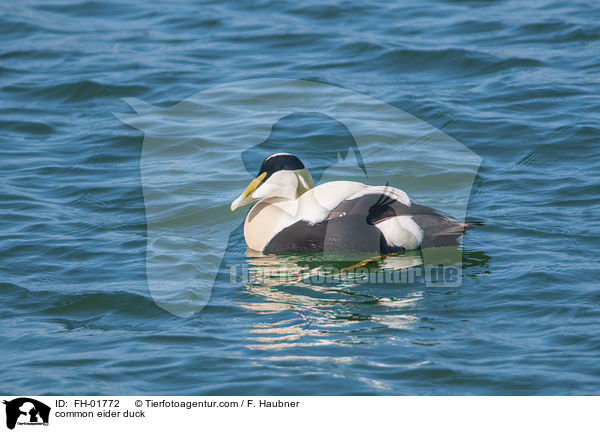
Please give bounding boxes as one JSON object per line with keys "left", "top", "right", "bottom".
{"left": 230, "top": 172, "right": 267, "bottom": 211}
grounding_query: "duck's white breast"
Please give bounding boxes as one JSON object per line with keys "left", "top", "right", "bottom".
{"left": 244, "top": 199, "right": 298, "bottom": 252}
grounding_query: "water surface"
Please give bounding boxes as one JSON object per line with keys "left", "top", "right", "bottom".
{"left": 1, "top": 0, "right": 599, "bottom": 395}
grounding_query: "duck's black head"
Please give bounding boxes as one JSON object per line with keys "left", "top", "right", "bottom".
{"left": 231, "top": 152, "right": 314, "bottom": 211}
{"left": 258, "top": 153, "right": 305, "bottom": 179}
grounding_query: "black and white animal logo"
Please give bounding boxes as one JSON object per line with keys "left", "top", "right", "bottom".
{"left": 3, "top": 398, "right": 50, "bottom": 430}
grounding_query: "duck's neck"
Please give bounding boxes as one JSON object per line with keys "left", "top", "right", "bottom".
{"left": 295, "top": 168, "right": 314, "bottom": 197}
{"left": 293, "top": 170, "right": 332, "bottom": 223}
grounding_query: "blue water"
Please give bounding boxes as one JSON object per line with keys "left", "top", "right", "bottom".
{"left": 2, "top": 0, "right": 599, "bottom": 395}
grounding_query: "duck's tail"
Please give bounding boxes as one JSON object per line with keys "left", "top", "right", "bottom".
{"left": 418, "top": 218, "right": 484, "bottom": 249}
{"left": 461, "top": 221, "right": 485, "bottom": 229}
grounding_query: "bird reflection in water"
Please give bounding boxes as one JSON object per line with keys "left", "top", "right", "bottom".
{"left": 237, "top": 249, "right": 427, "bottom": 350}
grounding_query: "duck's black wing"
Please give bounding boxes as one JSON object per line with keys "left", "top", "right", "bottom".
{"left": 326, "top": 191, "right": 482, "bottom": 249}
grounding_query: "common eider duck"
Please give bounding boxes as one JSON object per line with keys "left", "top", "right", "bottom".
{"left": 231, "top": 153, "right": 480, "bottom": 254}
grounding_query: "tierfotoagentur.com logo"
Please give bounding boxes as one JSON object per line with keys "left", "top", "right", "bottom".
{"left": 116, "top": 78, "right": 481, "bottom": 317}
{"left": 3, "top": 398, "right": 50, "bottom": 430}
